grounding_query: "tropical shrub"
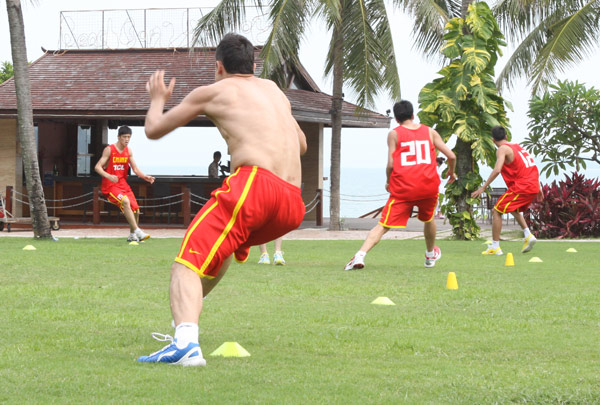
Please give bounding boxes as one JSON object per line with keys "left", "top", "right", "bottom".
{"left": 418, "top": 2, "right": 511, "bottom": 240}
{"left": 526, "top": 172, "right": 600, "bottom": 239}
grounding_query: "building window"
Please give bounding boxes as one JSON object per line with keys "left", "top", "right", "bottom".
{"left": 76, "top": 126, "right": 92, "bottom": 175}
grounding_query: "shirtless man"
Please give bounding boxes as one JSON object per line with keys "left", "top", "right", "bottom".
{"left": 138, "top": 33, "right": 307, "bottom": 366}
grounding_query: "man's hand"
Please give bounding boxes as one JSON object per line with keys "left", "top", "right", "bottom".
{"left": 385, "top": 182, "right": 390, "bottom": 193}
{"left": 108, "top": 174, "right": 119, "bottom": 183}
{"left": 145, "top": 175, "right": 156, "bottom": 185}
{"left": 445, "top": 172, "right": 457, "bottom": 185}
{"left": 471, "top": 187, "right": 485, "bottom": 198}
{"left": 536, "top": 189, "right": 544, "bottom": 202}
{"left": 146, "top": 70, "right": 175, "bottom": 103}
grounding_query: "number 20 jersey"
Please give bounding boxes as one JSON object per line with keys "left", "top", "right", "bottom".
{"left": 388, "top": 124, "right": 440, "bottom": 200}
{"left": 101, "top": 144, "right": 131, "bottom": 195}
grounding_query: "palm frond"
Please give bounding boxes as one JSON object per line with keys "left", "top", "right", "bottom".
{"left": 495, "top": 19, "right": 549, "bottom": 92}
{"left": 259, "top": 0, "right": 315, "bottom": 86}
{"left": 192, "top": 0, "right": 265, "bottom": 47}
{"left": 391, "top": 0, "right": 456, "bottom": 61}
{"left": 530, "top": 1, "right": 600, "bottom": 94}
{"left": 324, "top": 0, "right": 401, "bottom": 109}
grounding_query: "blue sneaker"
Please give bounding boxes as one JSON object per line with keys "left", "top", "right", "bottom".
{"left": 137, "top": 333, "right": 206, "bottom": 366}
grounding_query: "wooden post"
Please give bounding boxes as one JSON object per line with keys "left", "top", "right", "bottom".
{"left": 316, "top": 188, "right": 323, "bottom": 227}
{"left": 93, "top": 187, "right": 100, "bottom": 225}
{"left": 6, "top": 186, "right": 13, "bottom": 214}
{"left": 183, "top": 187, "right": 191, "bottom": 227}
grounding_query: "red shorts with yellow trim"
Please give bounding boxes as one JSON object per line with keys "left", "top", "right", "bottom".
{"left": 176, "top": 166, "right": 305, "bottom": 278}
{"left": 103, "top": 184, "right": 139, "bottom": 212}
{"left": 494, "top": 191, "right": 537, "bottom": 214}
{"left": 378, "top": 195, "right": 438, "bottom": 228}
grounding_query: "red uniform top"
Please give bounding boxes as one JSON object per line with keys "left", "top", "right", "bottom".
{"left": 389, "top": 124, "right": 440, "bottom": 200}
{"left": 101, "top": 144, "right": 131, "bottom": 195}
{"left": 501, "top": 143, "right": 540, "bottom": 194}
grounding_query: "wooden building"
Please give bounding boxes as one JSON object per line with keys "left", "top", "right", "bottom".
{"left": 0, "top": 47, "right": 390, "bottom": 225}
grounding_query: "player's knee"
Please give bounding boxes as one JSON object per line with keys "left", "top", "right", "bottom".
{"left": 121, "top": 196, "right": 131, "bottom": 208}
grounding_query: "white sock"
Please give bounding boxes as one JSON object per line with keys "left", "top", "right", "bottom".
{"left": 174, "top": 322, "right": 199, "bottom": 349}
{"left": 492, "top": 240, "right": 500, "bottom": 250}
{"left": 524, "top": 228, "right": 531, "bottom": 238}
{"left": 356, "top": 251, "right": 367, "bottom": 258}
{"left": 426, "top": 250, "right": 434, "bottom": 257}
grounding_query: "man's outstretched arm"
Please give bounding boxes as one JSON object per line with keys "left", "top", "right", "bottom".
{"left": 145, "top": 70, "right": 213, "bottom": 140}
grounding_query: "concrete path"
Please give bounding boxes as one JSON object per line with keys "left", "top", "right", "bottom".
{"left": 0, "top": 217, "right": 519, "bottom": 240}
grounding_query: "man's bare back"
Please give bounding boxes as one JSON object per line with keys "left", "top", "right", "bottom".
{"left": 145, "top": 61, "right": 306, "bottom": 188}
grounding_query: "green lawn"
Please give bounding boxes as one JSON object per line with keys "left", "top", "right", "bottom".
{"left": 0, "top": 237, "right": 599, "bottom": 403}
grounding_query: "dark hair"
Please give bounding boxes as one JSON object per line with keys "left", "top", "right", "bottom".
{"left": 216, "top": 33, "right": 254, "bottom": 74}
{"left": 213, "top": 151, "right": 221, "bottom": 159}
{"left": 436, "top": 157, "right": 446, "bottom": 165}
{"left": 491, "top": 125, "right": 507, "bottom": 141}
{"left": 118, "top": 126, "right": 132, "bottom": 137}
{"left": 393, "top": 100, "right": 414, "bottom": 122}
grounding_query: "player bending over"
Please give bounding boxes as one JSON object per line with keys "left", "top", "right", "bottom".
{"left": 137, "top": 33, "right": 307, "bottom": 366}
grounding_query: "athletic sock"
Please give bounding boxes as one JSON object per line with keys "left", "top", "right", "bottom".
{"left": 356, "top": 251, "right": 367, "bottom": 258}
{"left": 492, "top": 240, "right": 500, "bottom": 250}
{"left": 174, "top": 322, "right": 199, "bottom": 349}
{"left": 426, "top": 250, "right": 434, "bottom": 257}
{"left": 524, "top": 228, "right": 531, "bottom": 238}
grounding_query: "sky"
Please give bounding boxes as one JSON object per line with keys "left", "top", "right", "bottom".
{"left": 1, "top": 0, "right": 600, "bottom": 181}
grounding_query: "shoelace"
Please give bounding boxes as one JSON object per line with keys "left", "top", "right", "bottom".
{"left": 146, "top": 332, "right": 175, "bottom": 356}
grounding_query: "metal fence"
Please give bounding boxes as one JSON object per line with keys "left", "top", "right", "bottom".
{"left": 59, "top": 7, "right": 271, "bottom": 50}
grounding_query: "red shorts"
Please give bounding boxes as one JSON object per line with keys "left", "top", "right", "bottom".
{"left": 103, "top": 184, "right": 139, "bottom": 212}
{"left": 379, "top": 195, "right": 438, "bottom": 228}
{"left": 176, "top": 166, "right": 305, "bottom": 278}
{"left": 494, "top": 191, "right": 537, "bottom": 214}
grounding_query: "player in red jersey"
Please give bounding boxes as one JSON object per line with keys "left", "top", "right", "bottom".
{"left": 344, "top": 100, "right": 456, "bottom": 270}
{"left": 471, "top": 125, "right": 543, "bottom": 255}
{"left": 94, "top": 126, "right": 155, "bottom": 242}
{"left": 138, "top": 34, "right": 306, "bottom": 366}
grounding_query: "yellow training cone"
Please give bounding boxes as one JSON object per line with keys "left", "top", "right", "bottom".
{"left": 371, "top": 297, "right": 395, "bottom": 306}
{"left": 446, "top": 272, "right": 458, "bottom": 290}
{"left": 529, "top": 257, "right": 543, "bottom": 263}
{"left": 505, "top": 253, "right": 515, "bottom": 267}
{"left": 210, "top": 342, "right": 251, "bottom": 357}
{"left": 566, "top": 248, "right": 577, "bottom": 253}
{"left": 22, "top": 245, "right": 36, "bottom": 251}
{"left": 129, "top": 241, "right": 139, "bottom": 246}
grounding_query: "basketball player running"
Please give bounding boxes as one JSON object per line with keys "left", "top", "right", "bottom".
{"left": 471, "top": 125, "right": 542, "bottom": 255}
{"left": 95, "top": 125, "right": 154, "bottom": 242}
{"left": 138, "top": 33, "right": 307, "bottom": 366}
{"left": 344, "top": 100, "right": 456, "bottom": 270}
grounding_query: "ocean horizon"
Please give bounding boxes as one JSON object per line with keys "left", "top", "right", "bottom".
{"left": 142, "top": 165, "right": 600, "bottom": 219}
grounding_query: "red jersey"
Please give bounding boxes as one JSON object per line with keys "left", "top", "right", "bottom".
{"left": 388, "top": 124, "right": 440, "bottom": 200}
{"left": 101, "top": 144, "right": 131, "bottom": 195}
{"left": 501, "top": 143, "right": 539, "bottom": 194}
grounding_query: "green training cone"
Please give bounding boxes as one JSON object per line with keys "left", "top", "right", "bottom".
{"left": 210, "top": 342, "right": 251, "bottom": 357}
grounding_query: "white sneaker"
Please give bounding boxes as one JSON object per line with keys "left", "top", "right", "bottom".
{"left": 273, "top": 251, "right": 285, "bottom": 266}
{"left": 135, "top": 228, "right": 150, "bottom": 242}
{"left": 127, "top": 233, "right": 139, "bottom": 242}
{"left": 521, "top": 234, "right": 537, "bottom": 253}
{"left": 424, "top": 246, "right": 442, "bottom": 268}
{"left": 482, "top": 246, "right": 503, "bottom": 255}
{"left": 344, "top": 255, "right": 365, "bottom": 271}
{"left": 258, "top": 253, "right": 270, "bottom": 265}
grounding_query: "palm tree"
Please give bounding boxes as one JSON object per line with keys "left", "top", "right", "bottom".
{"left": 5, "top": 0, "right": 52, "bottom": 238}
{"left": 193, "top": 0, "right": 402, "bottom": 231}
{"left": 396, "top": 0, "right": 600, "bottom": 95}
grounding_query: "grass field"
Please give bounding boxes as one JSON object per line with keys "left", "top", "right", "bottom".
{"left": 1, "top": 237, "right": 599, "bottom": 403}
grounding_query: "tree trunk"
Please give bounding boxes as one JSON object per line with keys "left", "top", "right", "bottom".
{"left": 454, "top": 138, "right": 473, "bottom": 214}
{"left": 328, "top": 17, "right": 344, "bottom": 231}
{"left": 461, "top": 0, "right": 472, "bottom": 18}
{"left": 6, "top": 0, "right": 52, "bottom": 238}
